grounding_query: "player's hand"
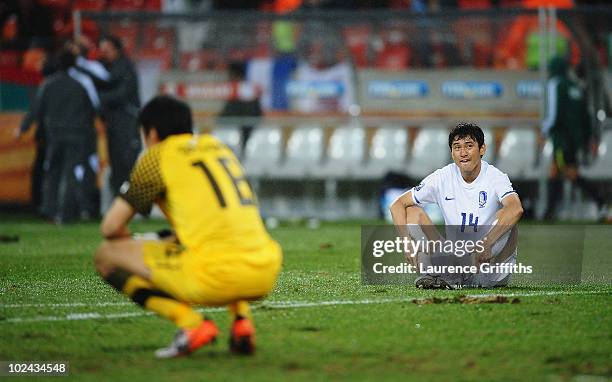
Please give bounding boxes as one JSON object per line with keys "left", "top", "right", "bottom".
{"left": 67, "top": 40, "right": 80, "bottom": 56}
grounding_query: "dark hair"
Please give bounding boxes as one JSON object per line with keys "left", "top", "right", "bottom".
{"left": 138, "top": 95, "right": 193, "bottom": 140}
{"left": 100, "top": 34, "right": 123, "bottom": 52}
{"left": 448, "top": 122, "right": 485, "bottom": 149}
{"left": 57, "top": 48, "right": 76, "bottom": 71}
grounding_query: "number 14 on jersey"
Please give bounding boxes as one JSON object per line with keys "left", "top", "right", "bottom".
{"left": 460, "top": 212, "right": 479, "bottom": 232}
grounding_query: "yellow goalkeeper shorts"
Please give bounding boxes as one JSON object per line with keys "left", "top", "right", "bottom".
{"left": 142, "top": 240, "right": 282, "bottom": 306}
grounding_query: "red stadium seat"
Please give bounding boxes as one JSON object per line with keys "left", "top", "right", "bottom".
{"left": 343, "top": 25, "right": 371, "bottom": 67}
{"left": 472, "top": 42, "right": 493, "bottom": 68}
{"left": 136, "top": 48, "right": 173, "bottom": 70}
{"left": 38, "top": 0, "right": 70, "bottom": 9}
{"left": 141, "top": 25, "right": 175, "bottom": 51}
{"left": 179, "top": 51, "right": 226, "bottom": 71}
{"left": 0, "top": 50, "right": 21, "bottom": 68}
{"left": 373, "top": 28, "right": 410, "bottom": 70}
{"left": 73, "top": 0, "right": 106, "bottom": 11}
{"left": 142, "top": 0, "right": 161, "bottom": 10}
{"left": 108, "top": 0, "right": 144, "bottom": 10}
{"left": 375, "top": 45, "right": 410, "bottom": 71}
{"left": 58, "top": 19, "right": 100, "bottom": 41}
{"left": 109, "top": 22, "right": 139, "bottom": 55}
{"left": 458, "top": 0, "right": 491, "bottom": 8}
{"left": 227, "top": 46, "right": 270, "bottom": 62}
{"left": 253, "top": 43, "right": 271, "bottom": 58}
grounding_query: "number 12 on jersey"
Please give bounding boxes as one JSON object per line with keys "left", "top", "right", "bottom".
{"left": 460, "top": 212, "right": 478, "bottom": 232}
{"left": 192, "top": 158, "right": 255, "bottom": 208}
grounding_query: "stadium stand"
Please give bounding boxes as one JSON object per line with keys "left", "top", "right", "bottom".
{"left": 496, "top": 126, "right": 539, "bottom": 180}
{"left": 314, "top": 124, "right": 366, "bottom": 179}
{"left": 276, "top": 124, "right": 325, "bottom": 179}
{"left": 212, "top": 126, "right": 242, "bottom": 157}
{"left": 358, "top": 125, "right": 409, "bottom": 179}
{"left": 242, "top": 125, "right": 283, "bottom": 178}
{"left": 1, "top": 4, "right": 610, "bottom": 221}
{"left": 406, "top": 125, "right": 450, "bottom": 179}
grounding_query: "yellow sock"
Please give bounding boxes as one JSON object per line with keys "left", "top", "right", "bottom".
{"left": 228, "top": 300, "right": 252, "bottom": 321}
{"left": 123, "top": 276, "right": 203, "bottom": 329}
{"left": 145, "top": 296, "right": 203, "bottom": 329}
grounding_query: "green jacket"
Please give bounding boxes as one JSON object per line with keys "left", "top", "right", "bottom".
{"left": 542, "top": 57, "right": 592, "bottom": 152}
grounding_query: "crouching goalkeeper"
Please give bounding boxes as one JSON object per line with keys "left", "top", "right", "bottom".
{"left": 94, "top": 95, "right": 282, "bottom": 358}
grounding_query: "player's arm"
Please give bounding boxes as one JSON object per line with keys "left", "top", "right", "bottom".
{"left": 478, "top": 193, "right": 523, "bottom": 264}
{"left": 488, "top": 193, "right": 523, "bottom": 243}
{"left": 390, "top": 174, "right": 439, "bottom": 240}
{"left": 100, "top": 146, "right": 165, "bottom": 240}
{"left": 101, "top": 198, "right": 136, "bottom": 239}
{"left": 389, "top": 190, "right": 416, "bottom": 226}
{"left": 16, "top": 82, "right": 46, "bottom": 139}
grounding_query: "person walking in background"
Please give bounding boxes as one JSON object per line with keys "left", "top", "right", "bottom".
{"left": 541, "top": 56, "right": 607, "bottom": 220}
{"left": 24, "top": 47, "right": 100, "bottom": 223}
{"left": 15, "top": 57, "right": 58, "bottom": 213}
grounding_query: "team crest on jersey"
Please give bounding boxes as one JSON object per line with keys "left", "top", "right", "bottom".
{"left": 479, "top": 191, "right": 487, "bottom": 208}
{"left": 415, "top": 182, "right": 425, "bottom": 191}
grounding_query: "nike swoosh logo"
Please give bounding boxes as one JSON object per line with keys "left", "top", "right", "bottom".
{"left": 445, "top": 196, "right": 455, "bottom": 201}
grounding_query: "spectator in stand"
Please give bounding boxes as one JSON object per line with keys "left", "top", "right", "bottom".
{"left": 494, "top": 0, "right": 579, "bottom": 70}
{"left": 76, "top": 35, "right": 142, "bottom": 198}
{"left": 23, "top": 47, "right": 100, "bottom": 223}
{"left": 246, "top": 0, "right": 300, "bottom": 112}
{"left": 291, "top": 25, "right": 355, "bottom": 113}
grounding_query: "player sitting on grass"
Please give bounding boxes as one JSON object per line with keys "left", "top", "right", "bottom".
{"left": 389, "top": 122, "right": 523, "bottom": 289}
{"left": 94, "top": 95, "right": 283, "bottom": 358}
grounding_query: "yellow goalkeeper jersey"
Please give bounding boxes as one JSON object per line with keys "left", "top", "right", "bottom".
{"left": 121, "top": 133, "right": 275, "bottom": 255}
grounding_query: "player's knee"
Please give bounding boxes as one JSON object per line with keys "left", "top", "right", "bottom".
{"left": 94, "top": 241, "right": 114, "bottom": 277}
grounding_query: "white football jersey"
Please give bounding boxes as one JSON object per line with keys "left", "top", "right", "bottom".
{"left": 409, "top": 161, "right": 516, "bottom": 230}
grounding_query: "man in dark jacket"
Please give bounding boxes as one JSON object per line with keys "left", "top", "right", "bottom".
{"left": 96, "top": 35, "right": 142, "bottom": 197}
{"left": 541, "top": 56, "right": 605, "bottom": 220}
{"left": 26, "top": 48, "right": 99, "bottom": 223}
{"left": 78, "top": 35, "right": 142, "bottom": 197}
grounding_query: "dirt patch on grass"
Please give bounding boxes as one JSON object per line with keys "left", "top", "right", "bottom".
{"left": 412, "top": 295, "right": 520, "bottom": 305}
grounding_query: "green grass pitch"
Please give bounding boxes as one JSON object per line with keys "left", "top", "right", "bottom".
{"left": 0, "top": 216, "right": 610, "bottom": 381}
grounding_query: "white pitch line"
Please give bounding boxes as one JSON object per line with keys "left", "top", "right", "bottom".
{"left": 0, "top": 301, "right": 132, "bottom": 309}
{"left": 1, "top": 289, "right": 609, "bottom": 324}
{"left": 0, "top": 289, "right": 609, "bottom": 310}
